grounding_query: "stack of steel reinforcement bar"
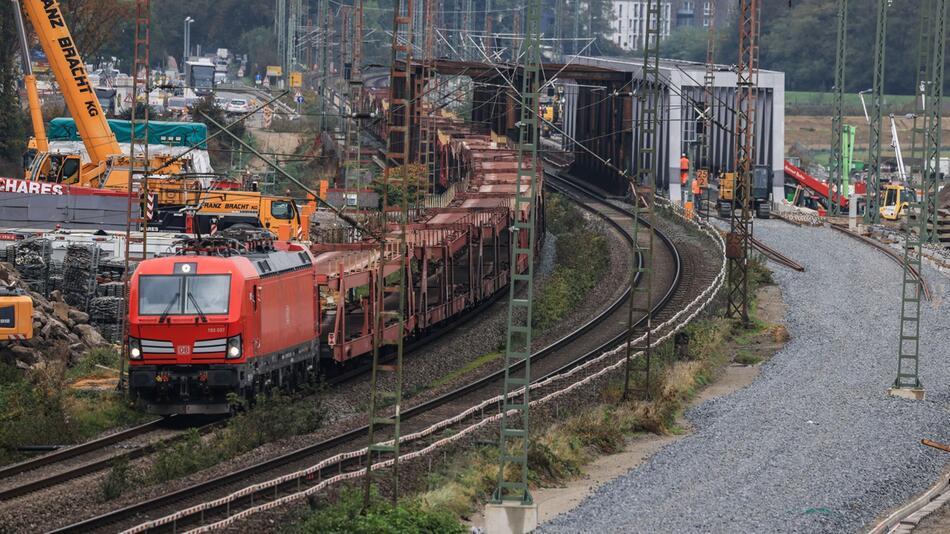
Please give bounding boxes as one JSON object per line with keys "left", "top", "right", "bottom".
{"left": 14, "top": 238, "right": 51, "bottom": 296}
{"left": 62, "top": 244, "right": 100, "bottom": 310}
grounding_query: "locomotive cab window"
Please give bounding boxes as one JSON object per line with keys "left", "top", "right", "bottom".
{"left": 270, "top": 200, "right": 294, "bottom": 220}
{"left": 139, "top": 274, "right": 231, "bottom": 315}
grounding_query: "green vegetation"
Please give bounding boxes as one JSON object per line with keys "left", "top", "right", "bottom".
{"left": 295, "top": 488, "right": 466, "bottom": 534}
{"left": 409, "top": 258, "right": 783, "bottom": 523}
{"left": 101, "top": 390, "right": 326, "bottom": 499}
{"left": 0, "top": 346, "right": 147, "bottom": 467}
{"left": 0, "top": 1, "right": 26, "bottom": 175}
{"left": 426, "top": 351, "right": 502, "bottom": 391}
{"left": 534, "top": 193, "right": 610, "bottom": 330}
{"left": 663, "top": 0, "right": 931, "bottom": 95}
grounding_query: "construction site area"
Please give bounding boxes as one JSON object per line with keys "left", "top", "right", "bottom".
{"left": 0, "top": 0, "right": 949, "bottom": 532}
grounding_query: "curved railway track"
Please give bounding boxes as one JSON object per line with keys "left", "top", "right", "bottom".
{"left": 49, "top": 173, "right": 696, "bottom": 534}
{"left": 828, "top": 224, "right": 932, "bottom": 301}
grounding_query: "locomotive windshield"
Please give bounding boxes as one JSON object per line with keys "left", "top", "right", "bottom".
{"left": 139, "top": 275, "right": 231, "bottom": 316}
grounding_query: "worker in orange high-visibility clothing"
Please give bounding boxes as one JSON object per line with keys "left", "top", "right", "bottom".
{"left": 692, "top": 169, "right": 702, "bottom": 213}
{"left": 680, "top": 153, "right": 689, "bottom": 185}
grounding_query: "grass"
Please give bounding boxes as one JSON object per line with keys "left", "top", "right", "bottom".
{"left": 534, "top": 193, "right": 611, "bottom": 331}
{"left": 426, "top": 351, "right": 502, "bottom": 391}
{"left": 294, "top": 487, "right": 466, "bottom": 534}
{"left": 100, "top": 389, "right": 327, "bottom": 499}
{"left": 0, "top": 345, "right": 148, "bottom": 467}
{"left": 404, "top": 256, "right": 786, "bottom": 525}
{"left": 786, "top": 90, "right": 916, "bottom": 109}
{"left": 734, "top": 351, "right": 763, "bottom": 366}
{"left": 66, "top": 346, "right": 121, "bottom": 380}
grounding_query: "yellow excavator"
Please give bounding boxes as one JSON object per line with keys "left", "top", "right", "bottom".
{"left": 14, "top": 0, "right": 311, "bottom": 240}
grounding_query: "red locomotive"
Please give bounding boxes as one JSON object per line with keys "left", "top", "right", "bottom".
{"left": 127, "top": 122, "right": 543, "bottom": 415}
{"left": 127, "top": 233, "right": 319, "bottom": 414}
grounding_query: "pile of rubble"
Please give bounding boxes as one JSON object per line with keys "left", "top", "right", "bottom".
{"left": 0, "top": 262, "right": 109, "bottom": 369}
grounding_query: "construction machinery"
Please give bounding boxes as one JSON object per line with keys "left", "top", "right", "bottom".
{"left": 880, "top": 114, "right": 917, "bottom": 221}
{"left": 881, "top": 182, "right": 916, "bottom": 220}
{"left": 15, "top": 0, "right": 310, "bottom": 241}
{"left": 718, "top": 164, "right": 773, "bottom": 219}
{"left": 0, "top": 284, "right": 33, "bottom": 341}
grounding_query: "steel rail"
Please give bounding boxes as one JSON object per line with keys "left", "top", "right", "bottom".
{"left": 828, "top": 223, "right": 932, "bottom": 301}
{"left": 0, "top": 417, "right": 167, "bottom": 482}
{"left": 749, "top": 236, "right": 806, "bottom": 272}
{"left": 51, "top": 175, "right": 662, "bottom": 534}
{"left": 130, "top": 175, "right": 682, "bottom": 532}
{"left": 0, "top": 420, "right": 226, "bottom": 502}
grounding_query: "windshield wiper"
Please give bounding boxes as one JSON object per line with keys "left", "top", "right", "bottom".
{"left": 158, "top": 291, "right": 180, "bottom": 324}
{"left": 186, "top": 291, "right": 209, "bottom": 323}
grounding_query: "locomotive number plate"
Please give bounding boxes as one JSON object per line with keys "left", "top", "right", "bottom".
{"left": 177, "top": 345, "right": 191, "bottom": 355}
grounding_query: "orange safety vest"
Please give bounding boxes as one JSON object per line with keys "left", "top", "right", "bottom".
{"left": 692, "top": 179, "right": 701, "bottom": 195}
{"left": 680, "top": 156, "right": 689, "bottom": 185}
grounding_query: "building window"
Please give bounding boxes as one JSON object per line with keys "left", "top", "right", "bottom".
{"left": 619, "top": 4, "right": 623, "bottom": 16}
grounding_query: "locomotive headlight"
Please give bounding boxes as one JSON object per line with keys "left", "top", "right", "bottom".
{"left": 226, "top": 335, "right": 242, "bottom": 359}
{"left": 129, "top": 338, "right": 142, "bottom": 360}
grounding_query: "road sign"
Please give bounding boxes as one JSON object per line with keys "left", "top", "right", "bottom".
{"left": 289, "top": 71, "right": 303, "bottom": 88}
{"left": 295, "top": 93, "right": 304, "bottom": 104}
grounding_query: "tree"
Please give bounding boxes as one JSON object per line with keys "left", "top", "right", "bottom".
{"left": 661, "top": 27, "right": 709, "bottom": 62}
{"left": 58, "top": 0, "right": 135, "bottom": 66}
{"left": 0, "top": 0, "right": 26, "bottom": 175}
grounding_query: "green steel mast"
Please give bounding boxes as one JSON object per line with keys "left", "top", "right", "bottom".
{"left": 892, "top": 0, "right": 945, "bottom": 397}
{"left": 494, "top": 0, "right": 541, "bottom": 504}
{"left": 622, "top": 0, "right": 661, "bottom": 400}
{"left": 829, "top": 0, "right": 848, "bottom": 217}
{"left": 865, "top": 0, "right": 888, "bottom": 224}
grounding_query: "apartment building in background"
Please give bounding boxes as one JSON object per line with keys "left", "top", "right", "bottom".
{"left": 608, "top": 1, "right": 732, "bottom": 51}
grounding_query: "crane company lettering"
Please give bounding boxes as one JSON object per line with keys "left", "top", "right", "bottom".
{"left": 203, "top": 202, "right": 257, "bottom": 211}
{"left": 0, "top": 178, "right": 65, "bottom": 195}
{"left": 42, "top": 0, "right": 65, "bottom": 28}
{"left": 56, "top": 37, "right": 94, "bottom": 95}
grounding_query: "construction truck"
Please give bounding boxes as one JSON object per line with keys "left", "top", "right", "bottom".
{"left": 15, "top": 0, "right": 310, "bottom": 241}
{"left": 880, "top": 115, "right": 916, "bottom": 221}
{"left": 880, "top": 182, "right": 916, "bottom": 221}
{"left": 717, "top": 165, "right": 773, "bottom": 219}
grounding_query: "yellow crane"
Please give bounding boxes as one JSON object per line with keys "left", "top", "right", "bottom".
{"left": 15, "top": 0, "right": 310, "bottom": 240}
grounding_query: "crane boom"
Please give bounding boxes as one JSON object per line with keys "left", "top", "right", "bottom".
{"left": 12, "top": 0, "right": 47, "bottom": 153}
{"left": 20, "top": 0, "right": 121, "bottom": 165}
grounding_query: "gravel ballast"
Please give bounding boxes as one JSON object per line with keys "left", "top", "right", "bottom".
{"left": 539, "top": 220, "right": 950, "bottom": 534}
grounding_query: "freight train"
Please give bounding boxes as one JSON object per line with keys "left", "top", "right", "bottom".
{"left": 127, "top": 126, "right": 543, "bottom": 414}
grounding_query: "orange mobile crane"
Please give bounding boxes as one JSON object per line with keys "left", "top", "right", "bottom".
{"left": 15, "top": 0, "right": 311, "bottom": 240}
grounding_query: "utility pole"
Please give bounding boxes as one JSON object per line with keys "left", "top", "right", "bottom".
{"left": 343, "top": 0, "right": 364, "bottom": 192}
{"left": 122, "top": 0, "right": 152, "bottom": 392}
{"left": 892, "top": 0, "right": 944, "bottom": 400}
{"left": 922, "top": 0, "right": 944, "bottom": 243}
{"left": 363, "top": 0, "right": 413, "bottom": 509}
{"left": 319, "top": 0, "right": 330, "bottom": 131}
{"left": 865, "top": 0, "right": 888, "bottom": 225}
{"left": 419, "top": 0, "right": 437, "bottom": 194}
{"left": 701, "top": 0, "right": 716, "bottom": 177}
{"left": 829, "top": 0, "right": 848, "bottom": 217}
{"left": 493, "top": 0, "right": 541, "bottom": 507}
{"left": 910, "top": 0, "right": 932, "bottom": 188}
{"left": 622, "top": 0, "right": 660, "bottom": 400}
{"left": 725, "top": 0, "right": 758, "bottom": 326}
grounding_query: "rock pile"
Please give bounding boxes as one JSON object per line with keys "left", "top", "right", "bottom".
{"left": 0, "top": 263, "right": 109, "bottom": 369}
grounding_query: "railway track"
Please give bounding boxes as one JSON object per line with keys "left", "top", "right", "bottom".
{"left": 828, "top": 224, "right": 932, "bottom": 301}
{"left": 49, "top": 173, "right": 699, "bottom": 533}
{"left": 0, "top": 418, "right": 226, "bottom": 503}
{"left": 750, "top": 236, "right": 806, "bottom": 272}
